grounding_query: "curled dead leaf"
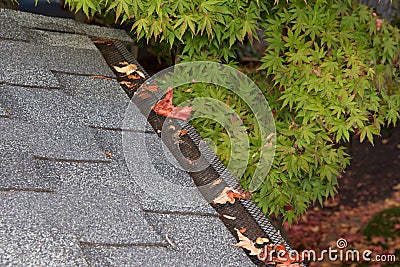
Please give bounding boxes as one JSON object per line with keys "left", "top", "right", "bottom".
{"left": 139, "top": 92, "right": 151, "bottom": 99}
{"left": 222, "top": 214, "right": 236, "bottom": 220}
{"left": 127, "top": 74, "right": 141, "bottom": 80}
{"left": 93, "top": 38, "right": 112, "bottom": 44}
{"left": 119, "top": 81, "right": 135, "bottom": 89}
{"left": 233, "top": 228, "right": 262, "bottom": 256}
{"left": 211, "top": 179, "right": 222, "bottom": 186}
{"left": 90, "top": 75, "right": 111, "bottom": 80}
{"left": 153, "top": 88, "right": 192, "bottom": 120}
{"left": 179, "top": 129, "right": 188, "bottom": 136}
{"left": 213, "top": 187, "right": 252, "bottom": 205}
{"left": 136, "top": 70, "right": 146, "bottom": 79}
{"left": 104, "top": 151, "right": 113, "bottom": 158}
{"left": 142, "top": 84, "right": 159, "bottom": 92}
{"left": 113, "top": 63, "right": 137, "bottom": 76}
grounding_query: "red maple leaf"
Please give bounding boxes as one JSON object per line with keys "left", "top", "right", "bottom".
{"left": 153, "top": 87, "right": 192, "bottom": 120}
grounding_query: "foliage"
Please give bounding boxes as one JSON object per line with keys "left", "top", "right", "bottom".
{"left": 63, "top": 0, "right": 270, "bottom": 62}
{"left": 256, "top": 0, "right": 400, "bottom": 222}
{"left": 59, "top": 0, "right": 400, "bottom": 223}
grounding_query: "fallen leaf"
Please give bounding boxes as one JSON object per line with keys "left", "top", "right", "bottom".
{"left": 136, "top": 70, "right": 146, "bottom": 79}
{"left": 113, "top": 64, "right": 137, "bottom": 76}
{"left": 213, "top": 187, "right": 252, "bottom": 205}
{"left": 165, "top": 234, "right": 176, "bottom": 248}
{"left": 139, "top": 92, "right": 151, "bottom": 99}
{"left": 255, "top": 237, "right": 270, "bottom": 246}
{"left": 119, "top": 81, "right": 135, "bottom": 88}
{"left": 393, "top": 183, "right": 400, "bottom": 191}
{"left": 233, "top": 228, "right": 262, "bottom": 256}
{"left": 153, "top": 88, "right": 192, "bottom": 120}
{"left": 222, "top": 214, "right": 236, "bottom": 220}
{"left": 93, "top": 38, "right": 112, "bottom": 44}
{"left": 127, "top": 74, "right": 141, "bottom": 80}
{"left": 104, "top": 151, "right": 113, "bottom": 158}
{"left": 5, "top": 109, "right": 11, "bottom": 115}
{"left": 179, "top": 129, "right": 188, "bottom": 136}
{"left": 142, "top": 84, "right": 159, "bottom": 92}
{"left": 169, "top": 106, "right": 193, "bottom": 120}
{"left": 211, "top": 179, "right": 222, "bottom": 186}
{"left": 90, "top": 75, "right": 112, "bottom": 80}
{"left": 238, "top": 228, "right": 247, "bottom": 233}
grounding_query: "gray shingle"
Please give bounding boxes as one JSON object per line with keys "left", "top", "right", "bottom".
{"left": 34, "top": 161, "right": 127, "bottom": 190}
{"left": 123, "top": 131, "right": 185, "bottom": 167}
{"left": 28, "top": 123, "right": 110, "bottom": 162}
{"left": 0, "top": 140, "right": 51, "bottom": 189}
{"left": 0, "top": 191, "right": 165, "bottom": 245}
{"left": 0, "top": 105, "right": 9, "bottom": 117}
{"left": 0, "top": 22, "right": 31, "bottom": 41}
{"left": 81, "top": 246, "right": 212, "bottom": 267}
{"left": 0, "top": 83, "right": 147, "bottom": 130}
{"left": 55, "top": 74, "right": 150, "bottom": 130}
{"left": 144, "top": 213, "right": 255, "bottom": 267}
{"left": 34, "top": 156, "right": 217, "bottom": 215}
{"left": 31, "top": 29, "right": 98, "bottom": 50}
{"left": 0, "top": 225, "right": 87, "bottom": 267}
{"left": 94, "top": 130, "right": 217, "bottom": 214}
{"left": 0, "top": 8, "right": 133, "bottom": 43}
{"left": 0, "top": 85, "right": 77, "bottom": 125}
{"left": 0, "top": 118, "right": 109, "bottom": 162}
{"left": 56, "top": 73, "right": 127, "bottom": 102}
{"left": 0, "top": 66, "right": 60, "bottom": 88}
{"left": 0, "top": 40, "right": 115, "bottom": 77}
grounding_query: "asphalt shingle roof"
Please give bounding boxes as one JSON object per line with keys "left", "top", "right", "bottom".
{"left": 0, "top": 8, "right": 255, "bottom": 267}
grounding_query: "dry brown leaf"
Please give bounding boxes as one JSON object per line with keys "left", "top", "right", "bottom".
{"left": 93, "top": 38, "right": 112, "bottom": 44}
{"left": 136, "top": 70, "right": 146, "bottom": 79}
{"left": 90, "top": 75, "right": 111, "bottom": 80}
{"left": 212, "top": 187, "right": 252, "bottom": 205}
{"left": 178, "top": 129, "right": 188, "bottom": 136}
{"left": 211, "top": 179, "right": 222, "bottom": 186}
{"left": 127, "top": 74, "right": 141, "bottom": 80}
{"left": 255, "top": 237, "right": 270, "bottom": 245}
{"left": 104, "top": 151, "right": 113, "bottom": 158}
{"left": 153, "top": 88, "right": 192, "bottom": 120}
{"left": 113, "top": 64, "right": 137, "bottom": 76}
{"left": 213, "top": 187, "right": 236, "bottom": 204}
{"left": 141, "top": 84, "right": 159, "bottom": 92}
{"left": 233, "top": 228, "right": 262, "bottom": 256}
{"left": 393, "top": 183, "right": 400, "bottom": 191}
{"left": 222, "top": 214, "right": 236, "bottom": 220}
{"left": 238, "top": 228, "right": 247, "bottom": 233}
{"left": 139, "top": 92, "right": 151, "bottom": 99}
{"left": 119, "top": 81, "right": 135, "bottom": 89}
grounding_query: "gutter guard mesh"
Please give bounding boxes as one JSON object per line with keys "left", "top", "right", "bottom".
{"left": 94, "top": 39, "right": 303, "bottom": 266}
